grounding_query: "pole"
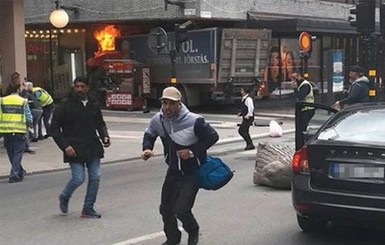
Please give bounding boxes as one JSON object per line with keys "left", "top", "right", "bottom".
{"left": 170, "top": 49, "right": 177, "bottom": 84}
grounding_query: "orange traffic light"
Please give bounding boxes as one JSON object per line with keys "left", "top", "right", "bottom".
{"left": 299, "top": 32, "right": 311, "bottom": 53}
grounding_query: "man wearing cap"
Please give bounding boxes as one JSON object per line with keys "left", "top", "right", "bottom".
{"left": 141, "top": 86, "right": 219, "bottom": 245}
{"left": 333, "top": 65, "right": 369, "bottom": 109}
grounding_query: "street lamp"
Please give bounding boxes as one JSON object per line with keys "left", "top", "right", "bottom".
{"left": 49, "top": 0, "right": 78, "bottom": 28}
{"left": 50, "top": 9, "right": 69, "bottom": 28}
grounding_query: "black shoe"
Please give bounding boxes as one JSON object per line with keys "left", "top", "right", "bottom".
{"left": 187, "top": 229, "right": 199, "bottom": 245}
{"left": 38, "top": 135, "right": 44, "bottom": 140}
{"left": 18, "top": 169, "right": 27, "bottom": 179}
{"left": 9, "top": 176, "right": 22, "bottom": 183}
{"left": 24, "top": 148, "right": 36, "bottom": 154}
{"left": 59, "top": 194, "right": 69, "bottom": 214}
{"left": 43, "top": 134, "right": 50, "bottom": 139}
{"left": 161, "top": 233, "right": 181, "bottom": 245}
{"left": 161, "top": 240, "right": 180, "bottom": 245}
{"left": 81, "top": 208, "right": 101, "bottom": 218}
{"left": 31, "top": 138, "right": 38, "bottom": 142}
{"left": 244, "top": 144, "right": 255, "bottom": 151}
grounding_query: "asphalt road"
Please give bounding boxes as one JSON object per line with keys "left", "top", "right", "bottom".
{"left": 1, "top": 147, "right": 384, "bottom": 245}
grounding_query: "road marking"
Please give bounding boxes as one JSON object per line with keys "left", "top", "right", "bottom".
{"left": 111, "top": 231, "right": 165, "bottom": 245}
{"left": 110, "top": 135, "right": 141, "bottom": 139}
{"left": 111, "top": 227, "right": 183, "bottom": 245}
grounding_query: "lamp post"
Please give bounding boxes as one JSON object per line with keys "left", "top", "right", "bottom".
{"left": 49, "top": 0, "right": 78, "bottom": 28}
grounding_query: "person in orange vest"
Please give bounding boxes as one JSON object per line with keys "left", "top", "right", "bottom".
{"left": 0, "top": 73, "right": 33, "bottom": 183}
{"left": 32, "top": 86, "right": 54, "bottom": 140}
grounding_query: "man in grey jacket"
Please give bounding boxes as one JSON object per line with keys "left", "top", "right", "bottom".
{"left": 333, "top": 65, "right": 369, "bottom": 109}
{"left": 141, "top": 86, "right": 219, "bottom": 245}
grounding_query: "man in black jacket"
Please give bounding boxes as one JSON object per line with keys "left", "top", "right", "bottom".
{"left": 333, "top": 65, "right": 369, "bottom": 109}
{"left": 51, "top": 77, "right": 111, "bottom": 218}
{"left": 141, "top": 86, "right": 219, "bottom": 245}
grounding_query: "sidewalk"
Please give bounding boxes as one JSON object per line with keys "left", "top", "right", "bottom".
{"left": 0, "top": 107, "right": 295, "bottom": 179}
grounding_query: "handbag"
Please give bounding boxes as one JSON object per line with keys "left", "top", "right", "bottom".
{"left": 196, "top": 155, "right": 234, "bottom": 191}
{"left": 161, "top": 118, "right": 233, "bottom": 190}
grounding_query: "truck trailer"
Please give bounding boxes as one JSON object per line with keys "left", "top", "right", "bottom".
{"left": 116, "top": 28, "right": 272, "bottom": 107}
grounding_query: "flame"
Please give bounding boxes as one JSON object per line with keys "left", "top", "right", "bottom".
{"left": 93, "top": 25, "right": 121, "bottom": 56}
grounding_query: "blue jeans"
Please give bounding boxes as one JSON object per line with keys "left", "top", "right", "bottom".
{"left": 3, "top": 133, "right": 26, "bottom": 178}
{"left": 61, "top": 157, "right": 101, "bottom": 210}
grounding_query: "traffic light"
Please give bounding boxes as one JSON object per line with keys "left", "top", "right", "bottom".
{"left": 381, "top": 3, "right": 385, "bottom": 36}
{"left": 349, "top": 0, "right": 375, "bottom": 35}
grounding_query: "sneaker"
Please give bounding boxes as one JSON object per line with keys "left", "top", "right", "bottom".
{"left": 59, "top": 194, "right": 69, "bottom": 214}
{"left": 161, "top": 240, "right": 180, "bottom": 245}
{"left": 187, "top": 229, "right": 199, "bottom": 245}
{"left": 81, "top": 208, "right": 101, "bottom": 218}
{"left": 9, "top": 176, "right": 22, "bottom": 183}
{"left": 244, "top": 144, "right": 255, "bottom": 151}
{"left": 24, "top": 148, "right": 36, "bottom": 154}
{"left": 31, "top": 138, "right": 38, "bottom": 142}
{"left": 18, "top": 169, "right": 27, "bottom": 179}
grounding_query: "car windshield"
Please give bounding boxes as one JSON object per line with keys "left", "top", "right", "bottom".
{"left": 317, "top": 108, "right": 385, "bottom": 145}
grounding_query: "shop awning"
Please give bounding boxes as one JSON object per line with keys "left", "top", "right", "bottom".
{"left": 247, "top": 12, "right": 357, "bottom": 35}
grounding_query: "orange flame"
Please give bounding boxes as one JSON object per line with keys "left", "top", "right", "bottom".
{"left": 93, "top": 25, "right": 121, "bottom": 56}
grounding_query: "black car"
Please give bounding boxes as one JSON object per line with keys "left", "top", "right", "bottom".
{"left": 291, "top": 102, "right": 385, "bottom": 232}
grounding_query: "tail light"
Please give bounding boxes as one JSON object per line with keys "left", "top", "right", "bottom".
{"left": 292, "top": 146, "right": 310, "bottom": 174}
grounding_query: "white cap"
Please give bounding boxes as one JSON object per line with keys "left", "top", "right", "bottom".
{"left": 159, "top": 87, "right": 182, "bottom": 101}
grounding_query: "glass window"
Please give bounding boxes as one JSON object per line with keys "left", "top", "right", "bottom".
{"left": 318, "top": 108, "right": 385, "bottom": 145}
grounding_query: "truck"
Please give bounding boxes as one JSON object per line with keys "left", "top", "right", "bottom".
{"left": 116, "top": 28, "right": 272, "bottom": 106}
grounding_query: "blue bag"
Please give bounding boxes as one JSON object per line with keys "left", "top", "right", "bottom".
{"left": 196, "top": 156, "right": 234, "bottom": 190}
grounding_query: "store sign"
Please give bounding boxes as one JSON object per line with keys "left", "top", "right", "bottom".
{"left": 142, "top": 67, "right": 151, "bottom": 94}
{"left": 26, "top": 41, "right": 50, "bottom": 54}
{"left": 104, "top": 61, "right": 133, "bottom": 74}
{"left": 106, "top": 92, "right": 132, "bottom": 108}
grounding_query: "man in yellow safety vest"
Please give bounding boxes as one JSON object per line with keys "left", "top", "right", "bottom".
{"left": 291, "top": 71, "right": 315, "bottom": 150}
{"left": 0, "top": 73, "right": 33, "bottom": 183}
{"left": 32, "top": 86, "right": 54, "bottom": 140}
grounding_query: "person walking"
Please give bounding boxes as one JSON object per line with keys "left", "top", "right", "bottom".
{"left": 333, "top": 65, "right": 369, "bottom": 109}
{"left": 141, "top": 86, "right": 219, "bottom": 245}
{"left": 291, "top": 71, "right": 315, "bottom": 150}
{"left": 0, "top": 80, "right": 33, "bottom": 183}
{"left": 32, "top": 85, "right": 54, "bottom": 140}
{"left": 237, "top": 86, "right": 255, "bottom": 150}
{"left": 51, "top": 77, "right": 111, "bottom": 218}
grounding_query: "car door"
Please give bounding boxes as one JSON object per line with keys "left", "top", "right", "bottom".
{"left": 295, "top": 102, "right": 338, "bottom": 150}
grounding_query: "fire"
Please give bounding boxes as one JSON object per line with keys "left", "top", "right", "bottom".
{"left": 93, "top": 25, "right": 121, "bottom": 56}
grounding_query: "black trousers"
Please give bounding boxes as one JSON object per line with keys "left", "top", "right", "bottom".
{"left": 159, "top": 169, "right": 199, "bottom": 242}
{"left": 238, "top": 117, "right": 254, "bottom": 146}
{"left": 295, "top": 109, "right": 315, "bottom": 150}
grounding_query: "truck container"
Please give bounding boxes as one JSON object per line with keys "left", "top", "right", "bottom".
{"left": 116, "top": 28, "right": 272, "bottom": 106}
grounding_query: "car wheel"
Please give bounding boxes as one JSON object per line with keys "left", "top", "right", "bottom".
{"left": 296, "top": 214, "right": 328, "bottom": 232}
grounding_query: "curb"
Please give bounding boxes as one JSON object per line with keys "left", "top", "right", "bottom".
{"left": 0, "top": 129, "right": 295, "bottom": 179}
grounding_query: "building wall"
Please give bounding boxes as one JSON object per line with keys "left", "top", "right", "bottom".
{"left": 24, "top": 0, "right": 354, "bottom": 25}
{"left": 0, "top": 0, "right": 27, "bottom": 91}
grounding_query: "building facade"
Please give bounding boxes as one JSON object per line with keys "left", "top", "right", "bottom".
{"left": 15, "top": 0, "right": 384, "bottom": 104}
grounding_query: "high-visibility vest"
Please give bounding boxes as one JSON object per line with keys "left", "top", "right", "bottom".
{"left": 298, "top": 80, "right": 314, "bottom": 111}
{"left": 0, "top": 94, "right": 28, "bottom": 133}
{"left": 32, "top": 87, "right": 53, "bottom": 107}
